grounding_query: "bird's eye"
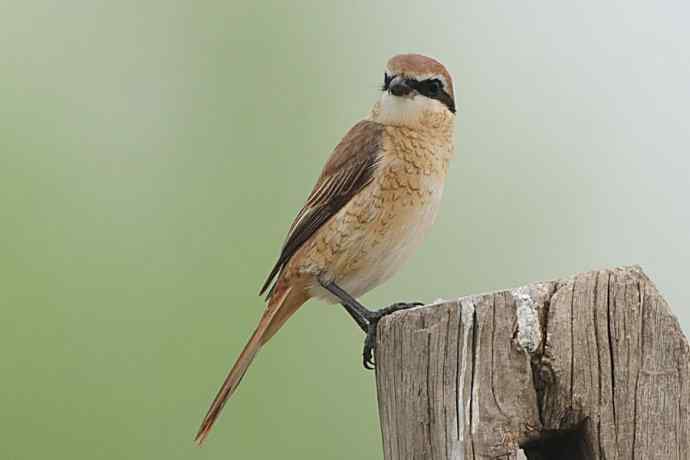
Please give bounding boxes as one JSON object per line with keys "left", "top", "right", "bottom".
{"left": 426, "top": 80, "right": 441, "bottom": 96}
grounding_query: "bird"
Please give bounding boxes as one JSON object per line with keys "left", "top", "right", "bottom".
{"left": 195, "top": 53, "right": 456, "bottom": 445}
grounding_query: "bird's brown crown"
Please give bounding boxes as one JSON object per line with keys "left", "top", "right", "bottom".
{"left": 386, "top": 54, "right": 454, "bottom": 99}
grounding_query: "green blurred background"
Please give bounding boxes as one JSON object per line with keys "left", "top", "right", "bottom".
{"left": 1, "top": 1, "right": 688, "bottom": 459}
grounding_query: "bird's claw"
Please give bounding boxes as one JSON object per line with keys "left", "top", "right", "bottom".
{"left": 363, "top": 326, "right": 377, "bottom": 369}
{"left": 361, "top": 301, "right": 424, "bottom": 370}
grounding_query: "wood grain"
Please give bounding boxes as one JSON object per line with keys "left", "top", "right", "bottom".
{"left": 375, "top": 266, "right": 689, "bottom": 459}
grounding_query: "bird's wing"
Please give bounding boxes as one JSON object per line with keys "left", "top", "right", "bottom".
{"left": 260, "top": 120, "right": 385, "bottom": 297}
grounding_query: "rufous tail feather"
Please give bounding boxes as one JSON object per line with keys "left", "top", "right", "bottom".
{"left": 194, "top": 285, "right": 300, "bottom": 445}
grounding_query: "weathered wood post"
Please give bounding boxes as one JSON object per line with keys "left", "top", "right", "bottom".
{"left": 375, "top": 266, "right": 690, "bottom": 459}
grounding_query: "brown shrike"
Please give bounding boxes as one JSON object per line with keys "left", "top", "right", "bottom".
{"left": 195, "top": 54, "right": 456, "bottom": 444}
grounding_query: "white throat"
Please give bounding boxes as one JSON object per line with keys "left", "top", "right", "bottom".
{"left": 371, "top": 92, "right": 448, "bottom": 127}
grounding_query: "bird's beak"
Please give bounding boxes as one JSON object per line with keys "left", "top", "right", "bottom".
{"left": 388, "top": 76, "right": 413, "bottom": 97}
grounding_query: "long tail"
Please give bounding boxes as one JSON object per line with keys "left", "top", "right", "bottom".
{"left": 194, "top": 285, "right": 304, "bottom": 445}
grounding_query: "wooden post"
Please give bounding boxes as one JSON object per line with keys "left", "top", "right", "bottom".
{"left": 375, "top": 266, "right": 690, "bottom": 459}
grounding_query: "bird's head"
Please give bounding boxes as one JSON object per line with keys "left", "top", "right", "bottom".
{"left": 370, "top": 54, "right": 455, "bottom": 128}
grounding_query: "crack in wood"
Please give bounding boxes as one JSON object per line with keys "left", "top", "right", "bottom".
{"left": 470, "top": 306, "right": 479, "bottom": 458}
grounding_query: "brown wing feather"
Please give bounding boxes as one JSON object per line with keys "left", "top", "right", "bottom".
{"left": 259, "top": 120, "right": 384, "bottom": 297}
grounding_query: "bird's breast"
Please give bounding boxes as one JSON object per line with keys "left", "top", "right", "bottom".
{"left": 342, "top": 155, "right": 447, "bottom": 291}
{"left": 302, "top": 129, "right": 453, "bottom": 301}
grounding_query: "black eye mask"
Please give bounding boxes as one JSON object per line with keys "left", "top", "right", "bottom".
{"left": 383, "top": 73, "right": 455, "bottom": 114}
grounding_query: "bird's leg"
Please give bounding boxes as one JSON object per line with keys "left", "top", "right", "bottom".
{"left": 340, "top": 303, "right": 369, "bottom": 333}
{"left": 320, "top": 280, "right": 423, "bottom": 369}
{"left": 322, "top": 281, "right": 371, "bottom": 333}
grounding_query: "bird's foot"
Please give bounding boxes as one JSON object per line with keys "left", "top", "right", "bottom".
{"left": 362, "top": 302, "right": 424, "bottom": 369}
